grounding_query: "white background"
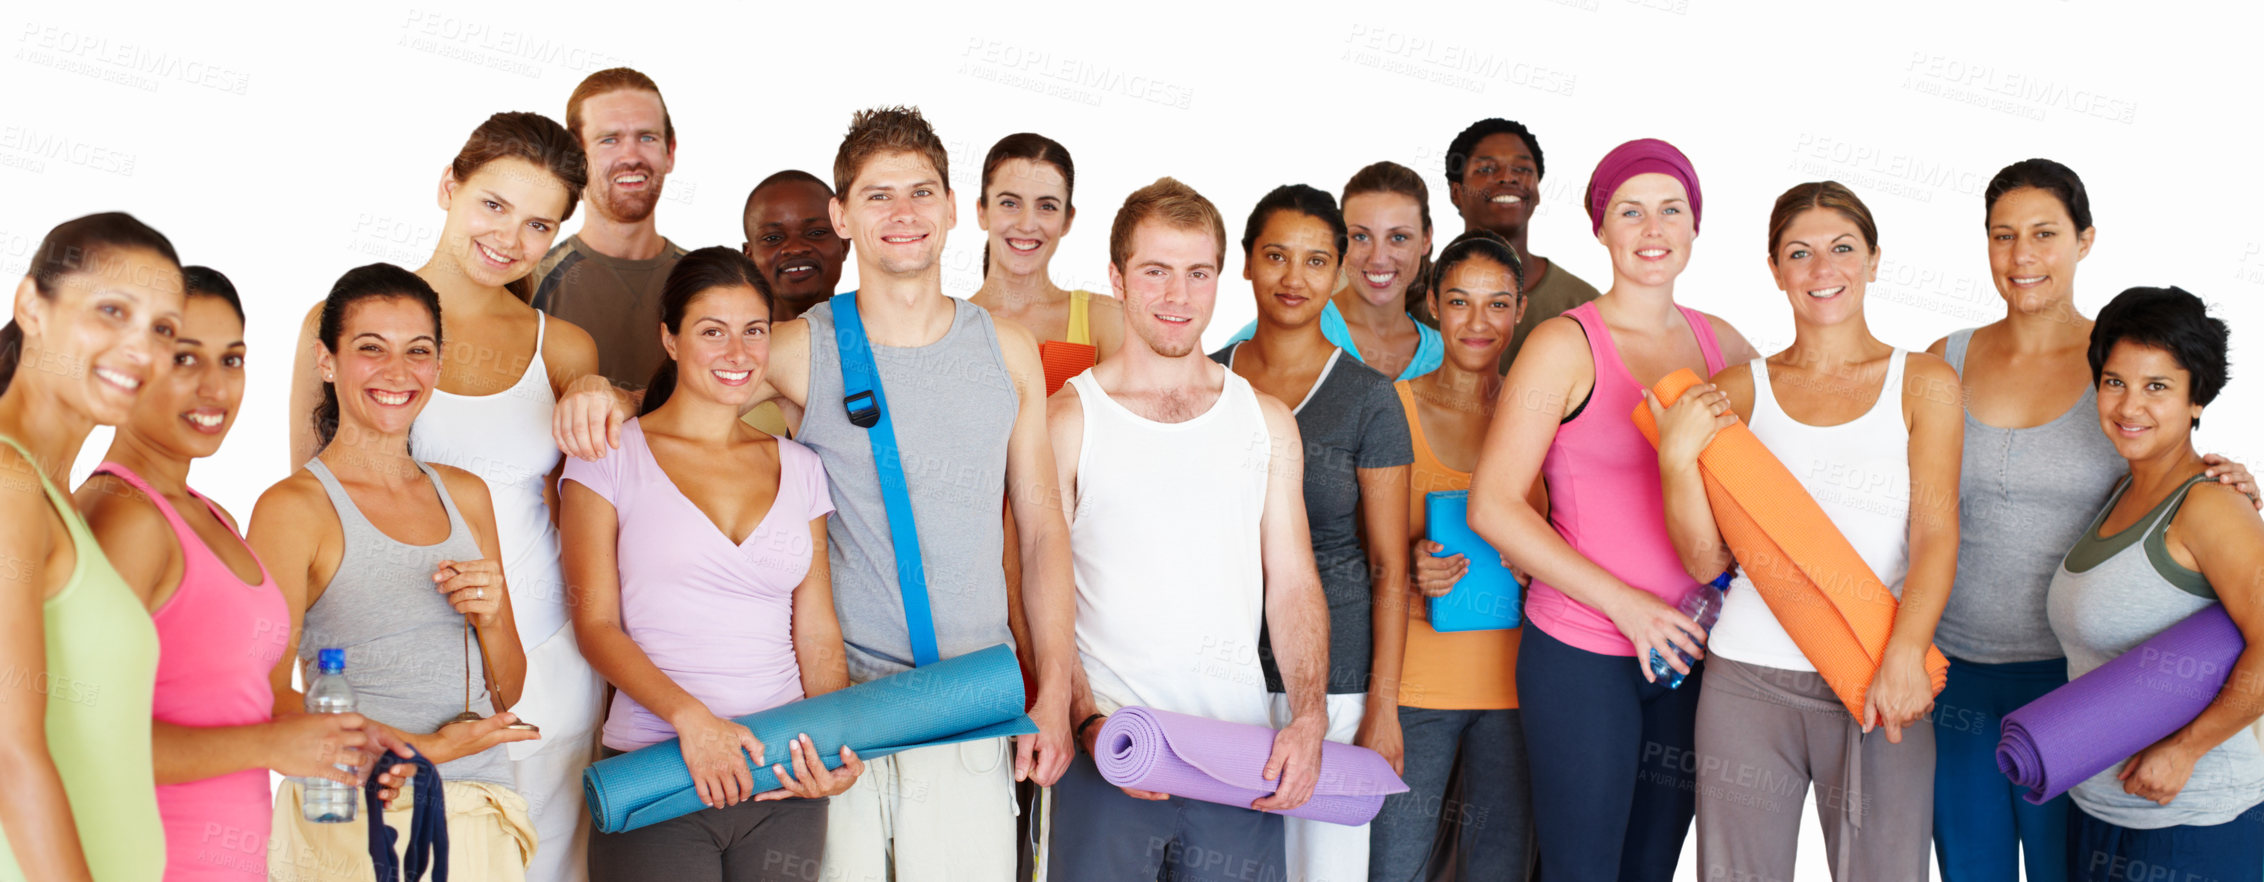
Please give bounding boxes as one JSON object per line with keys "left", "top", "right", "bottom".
{"left": 8, "top": 1, "right": 2262, "bottom": 878}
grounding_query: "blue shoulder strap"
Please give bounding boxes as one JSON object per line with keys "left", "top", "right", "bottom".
{"left": 831, "top": 292, "right": 941, "bottom": 667}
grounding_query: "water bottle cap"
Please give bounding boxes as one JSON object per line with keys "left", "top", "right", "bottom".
{"left": 317, "top": 648, "right": 346, "bottom": 674}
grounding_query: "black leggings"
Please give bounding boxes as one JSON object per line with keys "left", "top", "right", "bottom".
{"left": 587, "top": 789, "right": 828, "bottom": 882}
{"left": 1515, "top": 623, "right": 1702, "bottom": 882}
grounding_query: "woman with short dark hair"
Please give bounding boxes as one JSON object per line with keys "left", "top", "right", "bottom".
{"left": 2048, "top": 286, "right": 2264, "bottom": 882}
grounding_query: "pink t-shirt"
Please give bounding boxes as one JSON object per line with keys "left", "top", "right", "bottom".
{"left": 564, "top": 420, "right": 834, "bottom": 751}
{"left": 1526, "top": 301, "right": 1727, "bottom": 656}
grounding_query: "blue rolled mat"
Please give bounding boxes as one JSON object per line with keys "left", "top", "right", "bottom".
{"left": 1997, "top": 604, "right": 2244, "bottom": 804}
{"left": 583, "top": 643, "right": 1038, "bottom": 833}
{"left": 1424, "top": 490, "right": 1522, "bottom": 632}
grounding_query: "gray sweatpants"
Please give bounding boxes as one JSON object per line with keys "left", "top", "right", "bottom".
{"left": 1693, "top": 656, "right": 1934, "bottom": 882}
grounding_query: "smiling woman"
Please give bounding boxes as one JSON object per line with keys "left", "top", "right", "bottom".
{"left": 1212, "top": 184, "right": 1413, "bottom": 882}
{"left": 252, "top": 262, "right": 541, "bottom": 881}
{"left": 1466, "top": 139, "right": 1759, "bottom": 882}
{"left": 1219, "top": 163, "right": 1445, "bottom": 382}
{"left": 562, "top": 246, "right": 861, "bottom": 882}
{"left": 0, "top": 211, "right": 181, "bottom": 882}
{"left": 971, "top": 132, "right": 1123, "bottom": 391}
{"left": 2049, "top": 288, "right": 2264, "bottom": 880}
{"left": 396, "top": 110, "right": 622, "bottom": 882}
{"left": 1655, "top": 181, "right": 1960, "bottom": 881}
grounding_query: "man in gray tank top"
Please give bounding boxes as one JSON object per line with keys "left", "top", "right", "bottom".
{"left": 731, "top": 106, "right": 1075, "bottom": 881}
{"left": 1044, "top": 177, "right": 1332, "bottom": 881}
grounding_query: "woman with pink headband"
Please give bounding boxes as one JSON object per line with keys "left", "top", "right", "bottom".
{"left": 1469, "top": 138, "right": 1758, "bottom": 882}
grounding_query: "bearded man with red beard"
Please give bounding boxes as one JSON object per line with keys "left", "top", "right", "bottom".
{"left": 533, "top": 67, "right": 689, "bottom": 392}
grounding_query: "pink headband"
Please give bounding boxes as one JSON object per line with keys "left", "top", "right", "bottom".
{"left": 1584, "top": 138, "right": 1702, "bottom": 235}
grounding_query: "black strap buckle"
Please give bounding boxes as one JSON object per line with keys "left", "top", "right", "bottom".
{"left": 844, "top": 390, "right": 880, "bottom": 428}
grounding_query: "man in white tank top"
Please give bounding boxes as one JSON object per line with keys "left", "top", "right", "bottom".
{"left": 1043, "top": 178, "right": 1332, "bottom": 881}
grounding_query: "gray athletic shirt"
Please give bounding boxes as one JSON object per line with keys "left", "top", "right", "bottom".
{"left": 1937, "top": 328, "right": 2125, "bottom": 663}
{"left": 800, "top": 298, "right": 1018, "bottom": 683}
{"left": 2048, "top": 475, "right": 2264, "bottom": 828}
{"left": 1212, "top": 345, "right": 1414, "bottom": 694}
{"left": 299, "top": 459, "right": 511, "bottom": 787}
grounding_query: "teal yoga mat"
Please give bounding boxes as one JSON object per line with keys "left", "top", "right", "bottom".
{"left": 1424, "top": 490, "right": 1523, "bottom": 632}
{"left": 583, "top": 643, "right": 1038, "bottom": 833}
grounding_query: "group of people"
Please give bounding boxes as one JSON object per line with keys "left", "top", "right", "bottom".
{"left": 1, "top": 64, "right": 2259, "bottom": 882}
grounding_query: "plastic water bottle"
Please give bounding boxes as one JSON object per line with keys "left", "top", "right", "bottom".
{"left": 300, "top": 648, "right": 359, "bottom": 823}
{"left": 1649, "top": 573, "right": 1730, "bottom": 689}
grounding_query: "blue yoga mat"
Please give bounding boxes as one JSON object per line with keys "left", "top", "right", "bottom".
{"left": 1424, "top": 490, "right": 1522, "bottom": 632}
{"left": 583, "top": 643, "right": 1038, "bottom": 833}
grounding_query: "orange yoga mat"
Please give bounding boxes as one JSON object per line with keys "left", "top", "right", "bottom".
{"left": 1039, "top": 340, "right": 1098, "bottom": 397}
{"left": 1631, "top": 368, "right": 1948, "bottom": 720}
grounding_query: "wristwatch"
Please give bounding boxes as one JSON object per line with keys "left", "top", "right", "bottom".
{"left": 1075, "top": 713, "right": 1106, "bottom": 751}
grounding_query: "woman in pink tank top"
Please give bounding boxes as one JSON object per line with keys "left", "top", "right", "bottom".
{"left": 74, "top": 268, "right": 413, "bottom": 882}
{"left": 1467, "top": 139, "right": 1757, "bottom": 882}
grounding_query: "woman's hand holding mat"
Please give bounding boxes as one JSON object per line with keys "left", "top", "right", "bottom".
{"left": 583, "top": 644, "right": 1037, "bottom": 833}
{"left": 1632, "top": 368, "right": 1950, "bottom": 718}
{"left": 1996, "top": 604, "right": 2245, "bottom": 805}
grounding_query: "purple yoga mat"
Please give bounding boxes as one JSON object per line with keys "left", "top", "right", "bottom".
{"left": 1997, "top": 604, "right": 2245, "bottom": 804}
{"left": 1094, "top": 706, "right": 1408, "bottom": 826}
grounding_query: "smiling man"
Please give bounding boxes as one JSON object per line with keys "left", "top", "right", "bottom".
{"left": 741, "top": 169, "right": 850, "bottom": 322}
{"left": 1045, "top": 177, "right": 1330, "bottom": 882}
{"left": 532, "top": 67, "right": 688, "bottom": 390}
{"left": 724, "top": 106, "right": 1077, "bottom": 881}
{"left": 1442, "top": 118, "right": 1600, "bottom": 367}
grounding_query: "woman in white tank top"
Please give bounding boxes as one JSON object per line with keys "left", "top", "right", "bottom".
{"left": 1651, "top": 182, "right": 1964, "bottom": 881}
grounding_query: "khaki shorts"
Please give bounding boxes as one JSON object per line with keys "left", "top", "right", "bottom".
{"left": 269, "top": 778, "right": 536, "bottom": 882}
{"left": 821, "top": 737, "right": 1018, "bottom": 882}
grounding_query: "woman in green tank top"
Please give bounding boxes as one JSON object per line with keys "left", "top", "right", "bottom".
{"left": 0, "top": 213, "right": 184, "bottom": 882}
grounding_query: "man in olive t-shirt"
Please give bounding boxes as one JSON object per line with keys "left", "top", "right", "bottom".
{"left": 1439, "top": 117, "right": 1603, "bottom": 371}
{"left": 532, "top": 67, "right": 686, "bottom": 390}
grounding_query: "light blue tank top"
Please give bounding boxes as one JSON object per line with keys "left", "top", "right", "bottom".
{"left": 1226, "top": 301, "right": 1442, "bottom": 381}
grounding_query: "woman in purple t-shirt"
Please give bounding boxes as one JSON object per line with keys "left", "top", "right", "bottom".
{"left": 563, "top": 247, "right": 863, "bottom": 881}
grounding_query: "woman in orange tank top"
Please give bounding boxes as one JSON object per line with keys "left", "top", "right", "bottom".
{"left": 1370, "top": 230, "right": 1542, "bottom": 881}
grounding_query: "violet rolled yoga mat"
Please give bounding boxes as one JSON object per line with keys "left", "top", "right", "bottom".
{"left": 1094, "top": 706, "right": 1408, "bottom": 826}
{"left": 1997, "top": 604, "right": 2245, "bottom": 804}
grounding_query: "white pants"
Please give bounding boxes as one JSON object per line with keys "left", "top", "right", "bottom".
{"left": 509, "top": 625, "right": 606, "bottom": 882}
{"left": 1267, "top": 692, "right": 1369, "bottom": 882}
{"left": 822, "top": 737, "right": 1019, "bottom": 882}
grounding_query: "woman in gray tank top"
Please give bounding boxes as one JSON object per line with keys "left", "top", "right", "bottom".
{"left": 249, "top": 264, "right": 541, "bottom": 880}
{"left": 2047, "top": 287, "right": 2263, "bottom": 881}
{"left": 1926, "top": 160, "right": 2258, "bottom": 882}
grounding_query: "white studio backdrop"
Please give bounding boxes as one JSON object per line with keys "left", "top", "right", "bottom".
{"left": 7, "top": 1, "right": 2261, "bottom": 879}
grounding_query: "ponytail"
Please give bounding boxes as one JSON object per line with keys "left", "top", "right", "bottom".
{"left": 1406, "top": 252, "right": 1437, "bottom": 321}
{"left": 0, "top": 321, "right": 23, "bottom": 394}
{"left": 638, "top": 359, "right": 677, "bottom": 417}
{"left": 312, "top": 383, "right": 342, "bottom": 451}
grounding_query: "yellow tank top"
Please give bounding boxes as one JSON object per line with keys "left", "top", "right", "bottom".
{"left": 0, "top": 435, "right": 163, "bottom": 882}
{"left": 1065, "top": 288, "right": 1092, "bottom": 346}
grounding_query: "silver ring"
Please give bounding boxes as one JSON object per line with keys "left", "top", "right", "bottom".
{"left": 474, "top": 587, "right": 484, "bottom": 601}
